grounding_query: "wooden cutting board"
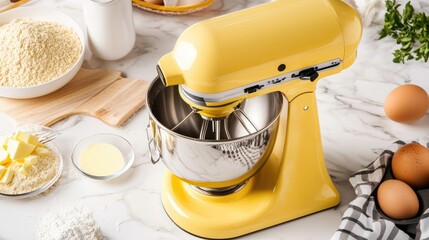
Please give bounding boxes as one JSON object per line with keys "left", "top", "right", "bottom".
{"left": 0, "top": 68, "right": 149, "bottom": 127}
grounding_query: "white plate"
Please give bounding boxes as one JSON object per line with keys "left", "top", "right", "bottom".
{"left": 0, "top": 7, "right": 85, "bottom": 99}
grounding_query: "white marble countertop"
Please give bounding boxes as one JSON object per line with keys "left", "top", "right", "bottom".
{"left": 1, "top": 0, "right": 429, "bottom": 239}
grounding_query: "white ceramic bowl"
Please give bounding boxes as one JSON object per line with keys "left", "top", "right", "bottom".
{"left": 0, "top": 7, "right": 85, "bottom": 99}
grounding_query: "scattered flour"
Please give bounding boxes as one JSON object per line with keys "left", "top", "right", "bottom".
{"left": 36, "top": 207, "right": 103, "bottom": 240}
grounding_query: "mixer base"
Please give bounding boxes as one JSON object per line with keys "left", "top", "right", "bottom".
{"left": 161, "top": 169, "right": 339, "bottom": 239}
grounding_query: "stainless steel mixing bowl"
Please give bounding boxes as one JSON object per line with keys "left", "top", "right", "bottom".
{"left": 146, "top": 77, "right": 283, "bottom": 189}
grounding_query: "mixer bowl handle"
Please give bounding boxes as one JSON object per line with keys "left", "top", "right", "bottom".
{"left": 146, "top": 124, "right": 162, "bottom": 164}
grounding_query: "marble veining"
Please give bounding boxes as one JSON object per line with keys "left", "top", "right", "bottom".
{"left": 1, "top": 0, "right": 429, "bottom": 239}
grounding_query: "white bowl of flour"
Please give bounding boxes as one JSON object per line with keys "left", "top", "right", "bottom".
{"left": 0, "top": 7, "right": 85, "bottom": 99}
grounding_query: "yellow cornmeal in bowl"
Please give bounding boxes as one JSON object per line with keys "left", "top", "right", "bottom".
{"left": 0, "top": 18, "right": 82, "bottom": 87}
{"left": 0, "top": 147, "right": 59, "bottom": 195}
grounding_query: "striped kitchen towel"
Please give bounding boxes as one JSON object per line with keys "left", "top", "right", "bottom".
{"left": 332, "top": 141, "right": 429, "bottom": 240}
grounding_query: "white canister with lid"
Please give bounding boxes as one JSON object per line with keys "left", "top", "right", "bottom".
{"left": 83, "top": 0, "right": 136, "bottom": 61}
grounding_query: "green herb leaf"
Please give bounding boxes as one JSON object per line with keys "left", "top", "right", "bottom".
{"left": 379, "top": 0, "right": 429, "bottom": 63}
{"left": 403, "top": 2, "right": 414, "bottom": 21}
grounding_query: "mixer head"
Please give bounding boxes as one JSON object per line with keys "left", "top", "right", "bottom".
{"left": 156, "top": 0, "right": 362, "bottom": 120}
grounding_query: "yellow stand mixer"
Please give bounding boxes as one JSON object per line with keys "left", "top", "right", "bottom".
{"left": 146, "top": 0, "right": 362, "bottom": 238}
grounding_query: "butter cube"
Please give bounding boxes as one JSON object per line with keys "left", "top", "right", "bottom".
{"left": 18, "top": 166, "right": 27, "bottom": 176}
{"left": 0, "top": 134, "right": 12, "bottom": 149}
{"left": 0, "top": 148, "right": 10, "bottom": 165}
{"left": 24, "top": 155, "right": 38, "bottom": 165}
{"left": 35, "top": 147, "right": 50, "bottom": 155}
{"left": 7, "top": 139, "right": 36, "bottom": 160}
{"left": 0, "top": 167, "right": 14, "bottom": 184}
{"left": 18, "top": 163, "right": 32, "bottom": 176}
{"left": 15, "top": 158, "right": 25, "bottom": 165}
{"left": 14, "top": 131, "right": 40, "bottom": 146}
{"left": 0, "top": 165, "right": 6, "bottom": 179}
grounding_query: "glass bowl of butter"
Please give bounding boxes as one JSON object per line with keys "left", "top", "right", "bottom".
{"left": 71, "top": 133, "right": 134, "bottom": 180}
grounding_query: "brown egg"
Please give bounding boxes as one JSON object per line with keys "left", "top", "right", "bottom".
{"left": 384, "top": 84, "right": 429, "bottom": 123}
{"left": 392, "top": 143, "right": 429, "bottom": 189}
{"left": 145, "top": 0, "right": 164, "bottom": 5}
{"left": 377, "top": 179, "right": 419, "bottom": 220}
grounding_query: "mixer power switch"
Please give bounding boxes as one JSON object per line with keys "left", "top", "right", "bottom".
{"left": 298, "top": 68, "right": 319, "bottom": 81}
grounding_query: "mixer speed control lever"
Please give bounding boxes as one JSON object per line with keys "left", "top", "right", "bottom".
{"left": 244, "top": 85, "right": 263, "bottom": 94}
{"left": 297, "top": 68, "right": 319, "bottom": 81}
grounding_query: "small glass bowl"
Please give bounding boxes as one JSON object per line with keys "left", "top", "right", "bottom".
{"left": 71, "top": 133, "right": 134, "bottom": 180}
{"left": 0, "top": 141, "right": 64, "bottom": 199}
